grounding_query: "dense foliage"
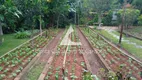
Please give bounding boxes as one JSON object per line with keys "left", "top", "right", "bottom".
{"left": 138, "top": 15, "right": 142, "bottom": 25}
{"left": 117, "top": 9, "right": 140, "bottom": 28}
{"left": 0, "top": 0, "right": 79, "bottom": 35}
{"left": 0, "top": 0, "right": 142, "bottom": 33}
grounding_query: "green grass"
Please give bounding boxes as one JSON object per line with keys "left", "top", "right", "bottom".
{"left": 0, "top": 34, "right": 29, "bottom": 56}
{"left": 127, "top": 26, "right": 142, "bottom": 33}
{"left": 97, "top": 29, "right": 142, "bottom": 59}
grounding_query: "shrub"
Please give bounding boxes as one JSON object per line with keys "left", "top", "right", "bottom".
{"left": 88, "top": 20, "right": 94, "bottom": 25}
{"left": 138, "top": 15, "right": 142, "bottom": 25}
{"left": 15, "top": 31, "right": 31, "bottom": 39}
{"left": 87, "top": 14, "right": 98, "bottom": 25}
{"left": 102, "top": 11, "right": 113, "bottom": 26}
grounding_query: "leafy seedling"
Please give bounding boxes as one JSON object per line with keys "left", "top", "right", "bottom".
{"left": 70, "top": 73, "right": 78, "bottom": 80}
{"left": 12, "top": 73, "right": 17, "bottom": 77}
{"left": 0, "top": 67, "right": 3, "bottom": 71}
{"left": 81, "top": 62, "right": 85, "bottom": 67}
{"left": 48, "top": 72, "right": 52, "bottom": 76}
{"left": 45, "top": 75, "right": 49, "bottom": 80}
{"left": 55, "top": 72, "right": 59, "bottom": 80}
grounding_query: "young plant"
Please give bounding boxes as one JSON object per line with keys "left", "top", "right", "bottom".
{"left": 128, "top": 58, "right": 132, "bottom": 63}
{"left": 55, "top": 72, "right": 59, "bottom": 80}
{"left": 45, "top": 75, "right": 49, "bottom": 80}
{"left": 56, "top": 66, "right": 61, "bottom": 71}
{"left": 83, "top": 71, "right": 94, "bottom": 80}
{"left": 48, "top": 72, "right": 52, "bottom": 76}
{"left": 56, "top": 52, "right": 59, "bottom": 56}
{"left": 70, "top": 73, "right": 78, "bottom": 80}
{"left": 74, "top": 58, "right": 77, "bottom": 63}
{"left": 3, "top": 68, "right": 10, "bottom": 73}
{"left": 81, "top": 62, "right": 85, "bottom": 67}
{"left": 65, "top": 69, "right": 68, "bottom": 76}
{"left": 0, "top": 67, "right": 3, "bottom": 71}
{"left": 0, "top": 74, "right": 6, "bottom": 79}
{"left": 11, "top": 72, "right": 17, "bottom": 77}
{"left": 15, "top": 69, "right": 21, "bottom": 73}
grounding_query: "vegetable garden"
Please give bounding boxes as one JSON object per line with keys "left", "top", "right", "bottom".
{"left": 0, "top": 26, "right": 142, "bottom": 80}
{"left": 81, "top": 27, "right": 142, "bottom": 79}
{"left": 44, "top": 27, "right": 91, "bottom": 80}
{"left": 1, "top": 0, "right": 142, "bottom": 80}
{"left": 0, "top": 29, "right": 59, "bottom": 80}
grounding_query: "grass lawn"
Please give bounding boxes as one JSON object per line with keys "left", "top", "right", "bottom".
{"left": 96, "top": 29, "right": 142, "bottom": 59}
{"left": 126, "top": 26, "right": 142, "bottom": 33}
{"left": 0, "top": 34, "right": 29, "bottom": 56}
{"left": 123, "top": 26, "right": 142, "bottom": 39}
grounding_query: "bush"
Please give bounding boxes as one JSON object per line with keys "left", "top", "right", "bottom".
{"left": 88, "top": 20, "right": 94, "bottom": 25}
{"left": 88, "top": 14, "right": 98, "bottom": 25}
{"left": 102, "top": 11, "right": 113, "bottom": 26}
{"left": 80, "top": 17, "right": 88, "bottom": 25}
{"left": 138, "top": 15, "right": 142, "bottom": 25}
{"left": 15, "top": 31, "right": 31, "bottom": 39}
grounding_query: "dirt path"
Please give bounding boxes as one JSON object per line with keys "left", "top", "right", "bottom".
{"left": 77, "top": 28, "right": 105, "bottom": 75}
{"left": 39, "top": 29, "right": 64, "bottom": 62}
{"left": 21, "top": 30, "right": 64, "bottom": 80}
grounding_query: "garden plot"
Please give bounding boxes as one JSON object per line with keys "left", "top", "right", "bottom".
{"left": 0, "top": 29, "right": 59, "bottom": 80}
{"left": 81, "top": 28, "right": 142, "bottom": 80}
{"left": 43, "top": 27, "right": 93, "bottom": 80}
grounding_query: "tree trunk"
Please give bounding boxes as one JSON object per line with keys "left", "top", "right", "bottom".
{"left": 31, "top": 25, "right": 34, "bottom": 48}
{"left": 98, "top": 13, "right": 102, "bottom": 27}
{"left": 75, "top": 12, "right": 76, "bottom": 25}
{"left": 119, "top": 0, "right": 126, "bottom": 44}
{"left": 56, "top": 14, "right": 60, "bottom": 29}
{"left": 0, "top": 22, "right": 3, "bottom": 45}
{"left": 119, "top": 23, "right": 124, "bottom": 44}
{"left": 39, "top": 15, "right": 42, "bottom": 36}
{"left": 78, "top": 12, "right": 79, "bottom": 26}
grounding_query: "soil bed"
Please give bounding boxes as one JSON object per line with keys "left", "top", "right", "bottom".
{"left": 44, "top": 26, "right": 88, "bottom": 80}
{"left": 81, "top": 27, "right": 142, "bottom": 79}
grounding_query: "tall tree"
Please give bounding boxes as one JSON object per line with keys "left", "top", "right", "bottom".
{"left": 55, "top": 0, "right": 69, "bottom": 28}
{"left": 132, "top": 0, "right": 142, "bottom": 13}
{"left": 119, "top": 0, "right": 127, "bottom": 44}
{"left": 47, "top": 0, "right": 69, "bottom": 28}
{"left": 89, "top": 0, "right": 112, "bottom": 27}
{"left": 0, "top": 0, "right": 21, "bottom": 45}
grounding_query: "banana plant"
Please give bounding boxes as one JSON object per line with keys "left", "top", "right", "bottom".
{"left": 0, "top": 0, "right": 22, "bottom": 45}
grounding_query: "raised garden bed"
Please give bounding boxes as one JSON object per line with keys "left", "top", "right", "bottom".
{"left": 0, "top": 29, "right": 59, "bottom": 80}
{"left": 81, "top": 27, "right": 142, "bottom": 80}
{"left": 43, "top": 27, "right": 93, "bottom": 80}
